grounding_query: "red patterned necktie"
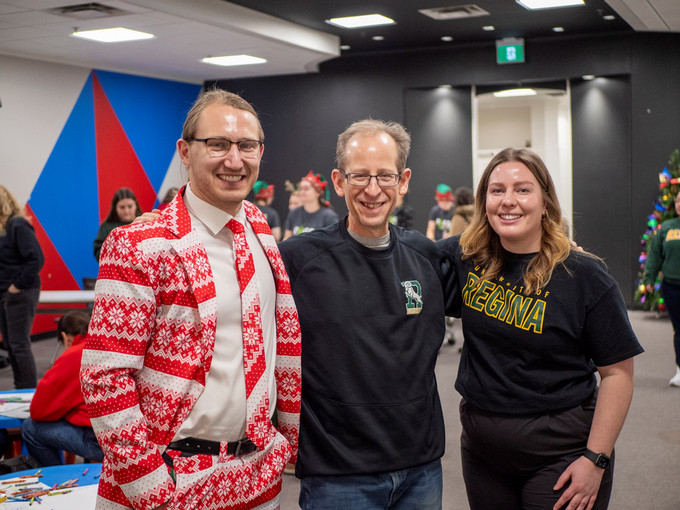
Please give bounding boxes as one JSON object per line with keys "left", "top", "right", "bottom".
{"left": 226, "top": 218, "right": 269, "bottom": 449}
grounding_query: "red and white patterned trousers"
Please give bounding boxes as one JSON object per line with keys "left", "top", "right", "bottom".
{"left": 96, "top": 432, "right": 292, "bottom": 510}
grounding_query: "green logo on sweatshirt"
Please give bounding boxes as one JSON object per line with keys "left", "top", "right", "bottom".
{"left": 401, "top": 280, "right": 423, "bottom": 315}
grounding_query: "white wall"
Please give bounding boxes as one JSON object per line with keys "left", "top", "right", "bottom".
{"left": 473, "top": 89, "right": 573, "bottom": 236}
{"left": 0, "top": 54, "right": 188, "bottom": 206}
{"left": 0, "top": 55, "right": 90, "bottom": 204}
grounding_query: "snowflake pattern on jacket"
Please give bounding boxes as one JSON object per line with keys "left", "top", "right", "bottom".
{"left": 80, "top": 189, "right": 301, "bottom": 510}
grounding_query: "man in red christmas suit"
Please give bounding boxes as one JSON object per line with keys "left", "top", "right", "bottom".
{"left": 81, "top": 89, "right": 301, "bottom": 510}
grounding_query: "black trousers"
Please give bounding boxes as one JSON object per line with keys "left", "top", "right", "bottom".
{"left": 0, "top": 287, "right": 39, "bottom": 389}
{"left": 459, "top": 394, "right": 613, "bottom": 510}
{"left": 661, "top": 280, "right": 680, "bottom": 367}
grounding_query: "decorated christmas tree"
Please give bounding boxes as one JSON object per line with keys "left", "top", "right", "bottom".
{"left": 634, "top": 148, "right": 680, "bottom": 311}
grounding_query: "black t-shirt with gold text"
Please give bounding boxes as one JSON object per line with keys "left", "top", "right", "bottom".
{"left": 438, "top": 236, "right": 644, "bottom": 415}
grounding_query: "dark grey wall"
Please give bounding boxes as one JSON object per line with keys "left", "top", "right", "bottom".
{"left": 216, "top": 32, "right": 680, "bottom": 304}
{"left": 571, "top": 76, "right": 631, "bottom": 293}
{"left": 404, "top": 87, "right": 473, "bottom": 231}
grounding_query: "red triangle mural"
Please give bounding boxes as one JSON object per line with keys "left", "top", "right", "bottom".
{"left": 27, "top": 205, "right": 84, "bottom": 335}
{"left": 92, "top": 72, "right": 157, "bottom": 221}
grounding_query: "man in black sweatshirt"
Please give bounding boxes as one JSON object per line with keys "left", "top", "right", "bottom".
{"left": 280, "top": 119, "right": 457, "bottom": 509}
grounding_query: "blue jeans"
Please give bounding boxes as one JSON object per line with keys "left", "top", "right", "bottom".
{"left": 662, "top": 281, "right": 680, "bottom": 366}
{"left": 21, "top": 418, "right": 104, "bottom": 466}
{"left": 0, "top": 287, "right": 39, "bottom": 389}
{"left": 299, "top": 458, "right": 442, "bottom": 510}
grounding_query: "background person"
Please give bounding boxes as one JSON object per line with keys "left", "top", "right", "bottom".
{"left": 284, "top": 179, "right": 301, "bottom": 211}
{"left": 444, "top": 186, "right": 475, "bottom": 347}
{"left": 448, "top": 186, "right": 474, "bottom": 237}
{"left": 252, "top": 180, "right": 282, "bottom": 241}
{"left": 389, "top": 191, "right": 414, "bottom": 230}
{"left": 643, "top": 191, "right": 680, "bottom": 387}
{"left": 21, "top": 310, "right": 103, "bottom": 466}
{"left": 158, "top": 187, "right": 179, "bottom": 211}
{"left": 282, "top": 171, "right": 338, "bottom": 240}
{"left": 280, "top": 119, "right": 456, "bottom": 509}
{"left": 426, "top": 184, "right": 455, "bottom": 241}
{"left": 438, "top": 148, "right": 643, "bottom": 510}
{"left": 81, "top": 88, "right": 301, "bottom": 510}
{"left": 93, "top": 187, "right": 142, "bottom": 261}
{"left": 0, "top": 185, "right": 43, "bottom": 389}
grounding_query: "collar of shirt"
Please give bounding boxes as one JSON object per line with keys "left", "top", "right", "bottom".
{"left": 348, "top": 228, "right": 391, "bottom": 249}
{"left": 184, "top": 183, "right": 245, "bottom": 234}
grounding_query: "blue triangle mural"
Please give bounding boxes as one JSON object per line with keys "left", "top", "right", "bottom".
{"left": 28, "top": 70, "right": 201, "bottom": 289}
{"left": 95, "top": 70, "right": 201, "bottom": 192}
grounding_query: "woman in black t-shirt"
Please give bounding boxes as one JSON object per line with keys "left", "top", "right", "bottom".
{"left": 282, "top": 171, "right": 338, "bottom": 240}
{"left": 438, "top": 148, "right": 643, "bottom": 510}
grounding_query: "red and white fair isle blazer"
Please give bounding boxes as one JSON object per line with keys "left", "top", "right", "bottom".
{"left": 81, "top": 191, "right": 302, "bottom": 510}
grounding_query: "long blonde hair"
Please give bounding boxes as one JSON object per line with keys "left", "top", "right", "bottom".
{"left": 0, "top": 185, "right": 27, "bottom": 232}
{"left": 459, "top": 148, "right": 572, "bottom": 294}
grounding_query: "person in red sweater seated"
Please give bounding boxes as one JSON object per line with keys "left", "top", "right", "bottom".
{"left": 21, "top": 310, "right": 104, "bottom": 466}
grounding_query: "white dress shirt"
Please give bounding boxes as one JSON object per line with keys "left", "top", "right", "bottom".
{"left": 174, "top": 184, "right": 277, "bottom": 442}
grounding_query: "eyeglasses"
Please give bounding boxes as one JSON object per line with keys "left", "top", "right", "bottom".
{"left": 343, "top": 172, "right": 401, "bottom": 187}
{"left": 186, "top": 138, "right": 262, "bottom": 158}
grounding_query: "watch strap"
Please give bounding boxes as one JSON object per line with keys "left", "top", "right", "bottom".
{"left": 583, "top": 448, "right": 610, "bottom": 469}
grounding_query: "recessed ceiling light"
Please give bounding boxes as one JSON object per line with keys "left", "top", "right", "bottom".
{"left": 372, "top": 35, "right": 385, "bottom": 41}
{"left": 201, "top": 55, "right": 267, "bottom": 67}
{"left": 340, "top": 44, "right": 351, "bottom": 50}
{"left": 603, "top": 15, "right": 616, "bottom": 20}
{"left": 482, "top": 25, "right": 495, "bottom": 31}
{"left": 325, "top": 14, "right": 395, "bottom": 29}
{"left": 516, "top": 0, "right": 584, "bottom": 9}
{"left": 71, "top": 27, "right": 154, "bottom": 43}
{"left": 441, "top": 36, "right": 453, "bottom": 42}
{"left": 582, "top": 75, "right": 596, "bottom": 80}
{"left": 552, "top": 26, "right": 565, "bottom": 32}
{"left": 493, "top": 88, "right": 537, "bottom": 98}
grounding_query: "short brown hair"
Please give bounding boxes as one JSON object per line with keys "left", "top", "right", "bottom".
{"left": 57, "top": 310, "right": 91, "bottom": 341}
{"left": 182, "top": 88, "right": 264, "bottom": 142}
{"left": 336, "top": 119, "right": 410, "bottom": 173}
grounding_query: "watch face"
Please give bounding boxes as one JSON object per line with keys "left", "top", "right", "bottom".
{"left": 585, "top": 449, "right": 610, "bottom": 469}
{"left": 595, "top": 455, "right": 610, "bottom": 469}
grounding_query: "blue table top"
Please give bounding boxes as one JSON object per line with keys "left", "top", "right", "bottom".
{"left": 0, "top": 463, "right": 102, "bottom": 487}
{"left": 0, "top": 388, "right": 35, "bottom": 429}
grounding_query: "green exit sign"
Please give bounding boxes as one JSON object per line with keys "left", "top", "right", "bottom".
{"left": 496, "top": 38, "right": 525, "bottom": 64}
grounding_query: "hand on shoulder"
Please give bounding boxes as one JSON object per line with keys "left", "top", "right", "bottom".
{"left": 134, "top": 209, "right": 162, "bottom": 224}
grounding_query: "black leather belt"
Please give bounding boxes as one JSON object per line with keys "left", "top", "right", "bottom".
{"left": 167, "top": 437, "right": 257, "bottom": 457}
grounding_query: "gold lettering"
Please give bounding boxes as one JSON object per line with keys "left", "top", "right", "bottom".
{"left": 461, "top": 269, "right": 547, "bottom": 335}
{"left": 462, "top": 273, "right": 479, "bottom": 306}
{"left": 484, "top": 285, "right": 506, "bottom": 318}
{"left": 505, "top": 294, "right": 533, "bottom": 327}
{"left": 521, "top": 299, "right": 546, "bottom": 333}
{"left": 666, "top": 229, "right": 680, "bottom": 242}
{"left": 470, "top": 280, "right": 494, "bottom": 312}
{"left": 498, "top": 289, "right": 515, "bottom": 322}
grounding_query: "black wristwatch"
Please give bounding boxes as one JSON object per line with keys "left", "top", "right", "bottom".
{"left": 583, "top": 448, "right": 611, "bottom": 469}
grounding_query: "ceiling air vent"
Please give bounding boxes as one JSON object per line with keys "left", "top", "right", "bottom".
{"left": 45, "top": 2, "right": 131, "bottom": 20}
{"left": 419, "top": 4, "right": 490, "bottom": 20}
